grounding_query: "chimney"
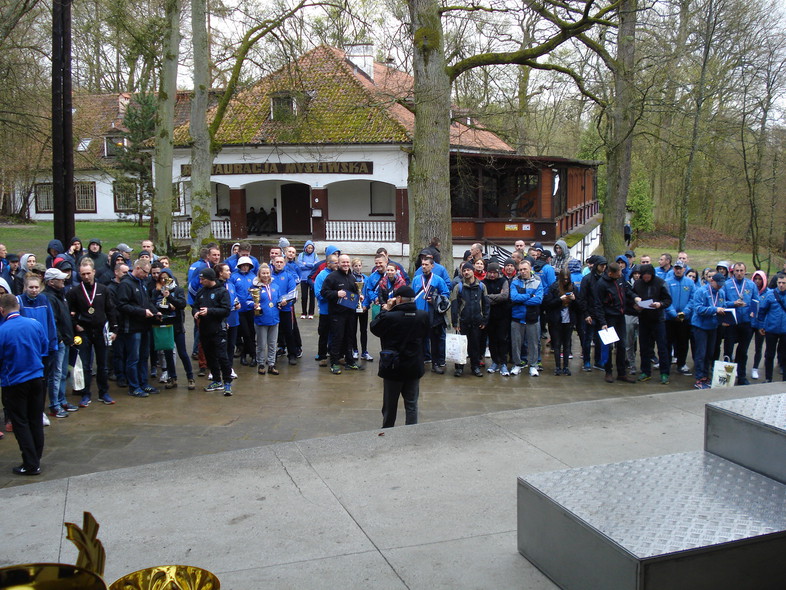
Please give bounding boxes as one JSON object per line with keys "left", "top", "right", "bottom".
{"left": 345, "top": 43, "right": 375, "bottom": 82}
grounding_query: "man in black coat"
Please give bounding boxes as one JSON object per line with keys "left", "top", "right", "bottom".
{"left": 592, "top": 262, "right": 637, "bottom": 384}
{"left": 320, "top": 254, "right": 363, "bottom": 373}
{"left": 370, "top": 286, "right": 430, "bottom": 428}
{"left": 632, "top": 263, "right": 673, "bottom": 384}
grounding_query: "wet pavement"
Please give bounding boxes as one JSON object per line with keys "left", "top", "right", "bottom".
{"left": 0, "top": 316, "right": 703, "bottom": 489}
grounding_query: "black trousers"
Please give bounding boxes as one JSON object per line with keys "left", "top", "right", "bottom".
{"left": 639, "top": 319, "right": 670, "bottom": 377}
{"left": 486, "top": 316, "right": 510, "bottom": 366}
{"left": 317, "top": 313, "right": 330, "bottom": 359}
{"left": 764, "top": 332, "right": 786, "bottom": 382}
{"left": 551, "top": 321, "right": 573, "bottom": 369}
{"left": 382, "top": 378, "right": 420, "bottom": 427}
{"left": 278, "top": 308, "right": 298, "bottom": 360}
{"left": 329, "top": 312, "right": 356, "bottom": 365}
{"left": 300, "top": 282, "right": 315, "bottom": 316}
{"left": 724, "top": 322, "right": 754, "bottom": 379}
{"left": 75, "top": 327, "right": 109, "bottom": 397}
{"left": 666, "top": 318, "right": 692, "bottom": 368}
{"left": 351, "top": 309, "right": 369, "bottom": 353}
{"left": 200, "top": 329, "right": 232, "bottom": 383}
{"left": 2, "top": 377, "right": 45, "bottom": 470}
{"left": 456, "top": 323, "right": 483, "bottom": 370}
{"left": 237, "top": 310, "right": 256, "bottom": 358}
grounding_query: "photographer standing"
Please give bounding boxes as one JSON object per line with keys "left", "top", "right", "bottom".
{"left": 370, "top": 286, "right": 429, "bottom": 428}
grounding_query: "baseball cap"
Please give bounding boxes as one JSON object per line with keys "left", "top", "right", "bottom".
{"left": 116, "top": 243, "right": 133, "bottom": 253}
{"left": 44, "top": 268, "right": 68, "bottom": 281}
{"left": 199, "top": 268, "right": 216, "bottom": 280}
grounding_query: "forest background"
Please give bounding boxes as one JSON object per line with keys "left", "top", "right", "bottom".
{"left": 1, "top": 0, "right": 785, "bottom": 274}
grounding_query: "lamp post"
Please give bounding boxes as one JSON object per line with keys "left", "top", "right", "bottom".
{"left": 52, "top": 0, "right": 75, "bottom": 244}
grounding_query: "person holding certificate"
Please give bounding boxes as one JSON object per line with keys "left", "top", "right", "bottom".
{"left": 592, "top": 262, "right": 636, "bottom": 384}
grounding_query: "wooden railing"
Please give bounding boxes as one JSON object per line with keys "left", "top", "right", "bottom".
{"left": 172, "top": 219, "right": 232, "bottom": 240}
{"left": 325, "top": 220, "right": 396, "bottom": 242}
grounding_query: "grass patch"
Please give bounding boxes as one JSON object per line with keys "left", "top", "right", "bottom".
{"left": 0, "top": 220, "right": 189, "bottom": 276}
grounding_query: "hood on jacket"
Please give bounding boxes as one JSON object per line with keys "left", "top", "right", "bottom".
{"left": 47, "top": 239, "right": 64, "bottom": 256}
{"left": 0, "top": 277, "right": 11, "bottom": 294}
{"left": 303, "top": 240, "right": 315, "bottom": 253}
{"left": 752, "top": 270, "right": 768, "bottom": 293}
{"left": 325, "top": 245, "right": 340, "bottom": 257}
{"left": 554, "top": 240, "right": 568, "bottom": 256}
{"left": 616, "top": 255, "right": 629, "bottom": 268}
{"left": 567, "top": 259, "right": 582, "bottom": 273}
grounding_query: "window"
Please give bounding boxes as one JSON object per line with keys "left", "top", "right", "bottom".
{"left": 77, "top": 138, "right": 91, "bottom": 152}
{"left": 35, "top": 183, "right": 53, "bottom": 213}
{"left": 113, "top": 180, "right": 137, "bottom": 213}
{"left": 369, "top": 182, "right": 394, "bottom": 216}
{"left": 75, "top": 182, "right": 97, "bottom": 212}
{"left": 104, "top": 136, "right": 126, "bottom": 157}
{"left": 35, "top": 182, "right": 96, "bottom": 213}
{"left": 271, "top": 93, "right": 295, "bottom": 121}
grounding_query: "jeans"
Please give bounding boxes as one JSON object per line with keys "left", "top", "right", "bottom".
{"left": 693, "top": 327, "right": 717, "bottom": 381}
{"left": 47, "top": 344, "right": 69, "bottom": 410}
{"left": 121, "top": 331, "right": 150, "bottom": 391}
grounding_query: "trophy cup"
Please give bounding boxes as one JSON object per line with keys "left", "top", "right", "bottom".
{"left": 250, "top": 288, "right": 261, "bottom": 315}
{"left": 159, "top": 276, "right": 174, "bottom": 309}
{"left": 355, "top": 282, "right": 364, "bottom": 313}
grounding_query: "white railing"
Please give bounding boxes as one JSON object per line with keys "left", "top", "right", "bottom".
{"left": 326, "top": 220, "right": 396, "bottom": 242}
{"left": 172, "top": 219, "right": 232, "bottom": 240}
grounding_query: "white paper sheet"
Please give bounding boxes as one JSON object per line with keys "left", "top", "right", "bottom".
{"left": 598, "top": 327, "right": 620, "bottom": 345}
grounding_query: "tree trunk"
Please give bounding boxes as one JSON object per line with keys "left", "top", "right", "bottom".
{"left": 190, "top": 0, "right": 213, "bottom": 259}
{"left": 407, "top": 0, "right": 453, "bottom": 273}
{"left": 601, "top": 0, "right": 636, "bottom": 257}
{"left": 152, "top": 0, "right": 180, "bottom": 255}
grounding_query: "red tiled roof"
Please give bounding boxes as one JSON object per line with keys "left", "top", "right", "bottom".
{"left": 173, "top": 46, "right": 514, "bottom": 153}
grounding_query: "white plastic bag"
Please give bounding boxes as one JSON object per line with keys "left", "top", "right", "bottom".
{"left": 72, "top": 355, "right": 85, "bottom": 391}
{"left": 445, "top": 333, "right": 469, "bottom": 365}
{"left": 711, "top": 358, "right": 737, "bottom": 388}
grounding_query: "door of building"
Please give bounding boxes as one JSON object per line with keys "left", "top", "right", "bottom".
{"left": 281, "top": 183, "right": 312, "bottom": 235}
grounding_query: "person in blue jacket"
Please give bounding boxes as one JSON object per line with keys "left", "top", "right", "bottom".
{"left": 313, "top": 254, "right": 338, "bottom": 365}
{"left": 252, "top": 263, "right": 282, "bottom": 374}
{"left": 722, "top": 262, "right": 759, "bottom": 385}
{"left": 757, "top": 273, "right": 786, "bottom": 383}
{"left": 691, "top": 273, "right": 728, "bottom": 389}
{"left": 750, "top": 270, "right": 768, "bottom": 379}
{"left": 296, "top": 240, "right": 318, "bottom": 318}
{"left": 509, "top": 260, "right": 543, "bottom": 377}
{"left": 0, "top": 293, "right": 49, "bottom": 475}
{"left": 230, "top": 257, "right": 257, "bottom": 366}
{"left": 412, "top": 257, "right": 450, "bottom": 373}
{"left": 413, "top": 250, "right": 450, "bottom": 285}
{"left": 665, "top": 261, "right": 696, "bottom": 375}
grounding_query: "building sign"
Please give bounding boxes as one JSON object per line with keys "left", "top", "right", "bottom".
{"left": 504, "top": 224, "right": 518, "bottom": 231}
{"left": 180, "top": 161, "right": 374, "bottom": 176}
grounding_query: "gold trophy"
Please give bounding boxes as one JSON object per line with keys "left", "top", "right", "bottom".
{"left": 159, "top": 275, "right": 174, "bottom": 309}
{"left": 355, "top": 282, "right": 364, "bottom": 313}
{"left": 250, "top": 288, "right": 261, "bottom": 315}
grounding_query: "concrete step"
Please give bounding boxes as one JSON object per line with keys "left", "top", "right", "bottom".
{"left": 705, "top": 393, "right": 786, "bottom": 484}
{"left": 517, "top": 451, "right": 786, "bottom": 590}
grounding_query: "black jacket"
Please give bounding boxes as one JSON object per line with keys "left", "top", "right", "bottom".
{"left": 450, "top": 279, "right": 490, "bottom": 328}
{"left": 578, "top": 271, "right": 603, "bottom": 321}
{"left": 116, "top": 273, "right": 157, "bottom": 334}
{"left": 483, "top": 276, "right": 511, "bottom": 322}
{"left": 370, "top": 301, "right": 430, "bottom": 381}
{"left": 543, "top": 282, "right": 579, "bottom": 327}
{"left": 632, "top": 274, "right": 672, "bottom": 323}
{"left": 66, "top": 280, "right": 117, "bottom": 334}
{"left": 192, "top": 281, "right": 230, "bottom": 335}
{"left": 42, "top": 285, "right": 74, "bottom": 343}
{"left": 321, "top": 269, "right": 360, "bottom": 315}
{"left": 592, "top": 273, "right": 634, "bottom": 326}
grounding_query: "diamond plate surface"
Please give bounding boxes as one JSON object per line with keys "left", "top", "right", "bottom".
{"left": 521, "top": 452, "right": 786, "bottom": 558}
{"left": 708, "top": 393, "right": 786, "bottom": 432}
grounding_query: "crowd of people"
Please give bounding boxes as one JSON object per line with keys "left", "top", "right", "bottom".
{"left": 1, "top": 234, "right": 785, "bottom": 471}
